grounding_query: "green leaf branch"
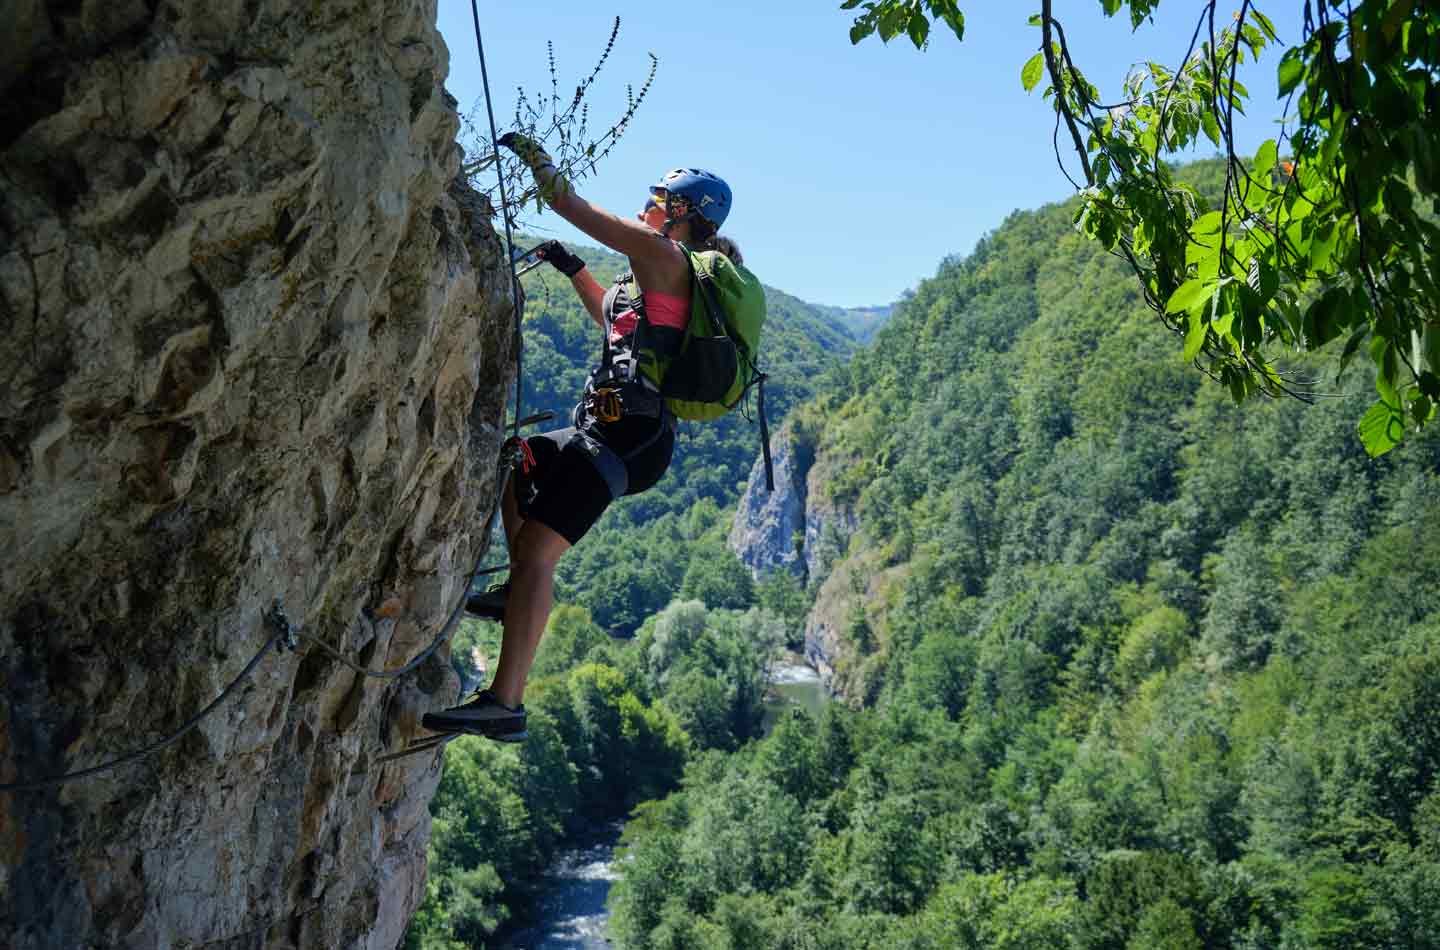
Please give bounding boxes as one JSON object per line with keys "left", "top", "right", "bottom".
{"left": 845, "top": 0, "right": 1440, "bottom": 455}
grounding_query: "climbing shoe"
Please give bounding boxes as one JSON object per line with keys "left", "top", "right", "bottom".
{"left": 422, "top": 689, "right": 527, "bottom": 742}
{"left": 465, "top": 581, "right": 509, "bottom": 622}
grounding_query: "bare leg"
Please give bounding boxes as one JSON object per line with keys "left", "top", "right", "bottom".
{"left": 500, "top": 472, "right": 524, "bottom": 552}
{"left": 488, "top": 518, "right": 570, "bottom": 707}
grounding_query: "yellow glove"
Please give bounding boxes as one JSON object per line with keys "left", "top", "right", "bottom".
{"left": 497, "top": 132, "right": 553, "bottom": 170}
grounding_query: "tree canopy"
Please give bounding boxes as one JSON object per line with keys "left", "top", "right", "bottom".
{"left": 603, "top": 156, "right": 1440, "bottom": 949}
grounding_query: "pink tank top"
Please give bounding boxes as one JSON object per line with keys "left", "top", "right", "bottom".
{"left": 611, "top": 288, "right": 689, "bottom": 343}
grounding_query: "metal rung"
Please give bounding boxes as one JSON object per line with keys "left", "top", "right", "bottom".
{"left": 510, "top": 410, "right": 554, "bottom": 429}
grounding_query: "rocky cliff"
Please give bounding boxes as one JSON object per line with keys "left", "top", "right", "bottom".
{"left": 799, "top": 449, "right": 860, "bottom": 694}
{"left": 729, "top": 424, "right": 858, "bottom": 692}
{"left": 727, "top": 424, "right": 810, "bottom": 580}
{"left": 1, "top": 2, "right": 514, "bottom": 947}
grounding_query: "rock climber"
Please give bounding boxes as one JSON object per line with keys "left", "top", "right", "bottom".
{"left": 423, "top": 133, "right": 736, "bottom": 742}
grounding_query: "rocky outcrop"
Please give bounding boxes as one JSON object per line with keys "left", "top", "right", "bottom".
{"left": 802, "top": 477, "right": 858, "bottom": 593}
{"left": 728, "top": 425, "right": 810, "bottom": 580}
{"left": 1, "top": 2, "right": 514, "bottom": 948}
{"left": 729, "top": 424, "right": 860, "bottom": 693}
{"left": 798, "top": 451, "right": 858, "bottom": 690}
{"left": 804, "top": 595, "right": 845, "bottom": 691}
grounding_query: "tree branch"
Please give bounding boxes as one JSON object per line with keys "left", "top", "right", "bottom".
{"left": 1041, "top": 0, "right": 1092, "bottom": 185}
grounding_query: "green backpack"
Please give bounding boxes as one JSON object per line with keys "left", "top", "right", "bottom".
{"left": 642, "top": 248, "right": 765, "bottom": 417}
{"left": 617, "top": 246, "right": 774, "bottom": 488}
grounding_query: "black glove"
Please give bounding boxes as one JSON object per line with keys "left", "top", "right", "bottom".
{"left": 497, "top": 131, "right": 552, "bottom": 168}
{"left": 538, "top": 241, "right": 585, "bottom": 277}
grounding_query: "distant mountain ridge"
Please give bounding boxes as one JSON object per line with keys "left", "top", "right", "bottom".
{"left": 815, "top": 302, "right": 895, "bottom": 342}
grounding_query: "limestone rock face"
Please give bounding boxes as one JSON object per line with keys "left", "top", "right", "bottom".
{"left": 800, "top": 458, "right": 857, "bottom": 691}
{"left": 727, "top": 425, "right": 810, "bottom": 581}
{"left": 802, "top": 476, "right": 857, "bottom": 595}
{"left": 0, "top": 2, "right": 515, "bottom": 947}
{"left": 729, "top": 424, "right": 858, "bottom": 692}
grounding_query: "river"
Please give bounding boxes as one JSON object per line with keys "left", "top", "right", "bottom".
{"left": 496, "top": 660, "right": 826, "bottom": 948}
{"left": 760, "top": 657, "right": 828, "bottom": 729}
{"left": 496, "top": 821, "right": 625, "bottom": 950}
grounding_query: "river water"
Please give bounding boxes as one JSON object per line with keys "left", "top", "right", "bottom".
{"left": 762, "top": 658, "right": 828, "bottom": 728}
{"left": 497, "top": 661, "right": 825, "bottom": 948}
{"left": 496, "top": 821, "right": 626, "bottom": 950}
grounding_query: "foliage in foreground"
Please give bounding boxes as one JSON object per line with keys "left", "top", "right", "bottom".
{"left": 848, "top": 0, "right": 1440, "bottom": 456}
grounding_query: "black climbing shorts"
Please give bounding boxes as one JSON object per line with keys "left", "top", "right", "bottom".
{"left": 515, "top": 415, "right": 675, "bottom": 546}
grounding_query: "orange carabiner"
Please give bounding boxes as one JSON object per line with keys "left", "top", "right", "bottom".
{"left": 589, "top": 387, "right": 622, "bottom": 423}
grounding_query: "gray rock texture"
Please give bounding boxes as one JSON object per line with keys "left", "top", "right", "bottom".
{"left": 727, "top": 425, "right": 810, "bottom": 581}
{"left": 728, "top": 423, "right": 859, "bottom": 693}
{"left": 802, "top": 479, "right": 857, "bottom": 594}
{"left": 800, "top": 461, "right": 858, "bottom": 692}
{"left": 0, "top": 2, "right": 515, "bottom": 948}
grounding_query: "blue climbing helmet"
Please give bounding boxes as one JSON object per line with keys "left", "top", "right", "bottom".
{"left": 652, "top": 168, "right": 731, "bottom": 230}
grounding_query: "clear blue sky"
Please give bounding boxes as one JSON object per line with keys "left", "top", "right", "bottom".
{"left": 439, "top": 2, "right": 1304, "bottom": 307}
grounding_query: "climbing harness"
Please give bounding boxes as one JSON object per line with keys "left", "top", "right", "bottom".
{"left": 2, "top": 8, "right": 545, "bottom": 793}
{"left": 585, "top": 386, "right": 624, "bottom": 424}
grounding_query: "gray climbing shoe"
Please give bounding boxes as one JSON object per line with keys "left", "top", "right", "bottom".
{"left": 465, "top": 582, "right": 509, "bottom": 622}
{"left": 422, "top": 689, "right": 527, "bottom": 742}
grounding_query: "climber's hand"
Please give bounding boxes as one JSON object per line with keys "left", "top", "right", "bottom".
{"left": 497, "top": 132, "right": 552, "bottom": 169}
{"left": 498, "top": 132, "right": 569, "bottom": 203}
{"left": 538, "top": 241, "right": 585, "bottom": 277}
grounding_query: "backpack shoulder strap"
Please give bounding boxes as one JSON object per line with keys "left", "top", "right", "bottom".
{"left": 685, "top": 247, "right": 773, "bottom": 491}
{"left": 684, "top": 247, "right": 735, "bottom": 343}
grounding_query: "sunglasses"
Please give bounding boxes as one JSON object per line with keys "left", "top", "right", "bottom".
{"left": 643, "top": 191, "right": 690, "bottom": 215}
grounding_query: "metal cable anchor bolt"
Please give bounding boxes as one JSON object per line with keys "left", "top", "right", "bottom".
{"left": 265, "top": 598, "right": 299, "bottom": 652}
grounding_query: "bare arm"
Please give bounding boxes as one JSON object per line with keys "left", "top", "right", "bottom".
{"left": 548, "top": 186, "right": 672, "bottom": 262}
{"left": 500, "top": 132, "right": 690, "bottom": 298}
{"left": 537, "top": 168, "right": 687, "bottom": 293}
{"left": 570, "top": 269, "right": 605, "bottom": 329}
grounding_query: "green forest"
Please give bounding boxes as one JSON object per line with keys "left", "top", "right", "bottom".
{"left": 408, "top": 158, "right": 1440, "bottom": 949}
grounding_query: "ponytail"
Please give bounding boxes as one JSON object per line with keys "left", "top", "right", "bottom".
{"left": 713, "top": 235, "right": 742, "bottom": 265}
{"left": 682, "top": 214, "right": 742, "bottom": 264}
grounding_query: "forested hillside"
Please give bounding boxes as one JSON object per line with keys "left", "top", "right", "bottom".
{"left": 606, "top": 161, "right": 1440, "bottom": 948}
{"left": 513, "top": 239, "right": 856, "bottom": 631}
